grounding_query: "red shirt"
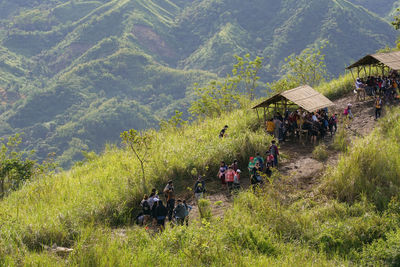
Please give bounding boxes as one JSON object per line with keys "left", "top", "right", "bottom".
{"left": 225, "top": 169, "right": 235, "bottom": 183}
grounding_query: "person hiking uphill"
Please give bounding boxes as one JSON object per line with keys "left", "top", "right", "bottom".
{"left": 219, "top": 125, "right": 228, "bottom": 138}
{"left": 173, "top": 199, "right": 186, "bottom": 226}
{"left": 375, "top": 96, "right": 383, "bottom": 120}
{"left": 183, "top": 200, "right": 192, "bottom": 226}
{"left": 225, "top": 165, "right": 235, "bottom": 193}
{"left": 217, "top": 161, "right": 228, "bottom": 188}
{"left": 163, "top": 180, "right": 175, "bottom": 221}
{"left": 194, "top": 176, "right": 206, "bottom": 200}
{"left": 269, "top": 140, "right": 279, "bottom": 167}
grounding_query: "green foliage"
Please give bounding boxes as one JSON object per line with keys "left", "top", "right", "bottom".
{"left": 325, "top": 109, "right": 400, "bottom": 210}
{"left": 0, "top": 133, "right": 36, "bottom": 197}
{"left": 332, "top": 127, "right": 350, "bottom": 152}
{"left": 312, "top": 144, "right": 329, "bottom": 161}
{"left": 120, "top": 129, "right": 152, "bottom": 192}
{"left": 232, "top": 54, "right": 263, "bottom": 99}
{"left": 160, "top": 110, "right": 187, "bottom": 131}
{"left": 198, "top": 198, "right": 212, "bottom": 221}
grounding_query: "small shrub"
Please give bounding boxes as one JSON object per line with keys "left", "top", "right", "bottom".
{"left": 332, "top": 128, "right": 349, "bottom": 152}
{"left": 198, "top": 199, "right": 212, "bottom": 221}
{"left": 312, "top": 144, "right": 329, "bottom": 161}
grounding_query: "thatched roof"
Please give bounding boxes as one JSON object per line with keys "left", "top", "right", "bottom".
{"left": 346, "top": 51, "right": 400, "bottom": 70}
{"left": 252, "top": 85, "right": 334, "bottom": 113}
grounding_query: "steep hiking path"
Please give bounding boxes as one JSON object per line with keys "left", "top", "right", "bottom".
{"left": 186, "top": 93, "right": 379, "bottom": 223}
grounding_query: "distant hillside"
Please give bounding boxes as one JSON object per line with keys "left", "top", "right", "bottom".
{"left": 347, "top": 0, "right": 398, "bottom": 18}
{"left": 0, "top": 0, "right": 397, "bottom": 167}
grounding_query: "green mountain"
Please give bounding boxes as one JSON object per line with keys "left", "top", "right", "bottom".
{"left": 347, "top": 0, "right": 398, "bottom": 18}
{"left": 0, "top": 0, "right": 397, "bottom": 167}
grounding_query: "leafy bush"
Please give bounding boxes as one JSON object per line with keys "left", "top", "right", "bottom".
{"left": 312, "top": 144, "right": 329, "bottom": 161}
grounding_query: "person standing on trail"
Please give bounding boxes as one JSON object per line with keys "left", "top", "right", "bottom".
{"left": 217, "top": 161, "right": 228, "bottom": 188}
{"left": 163, "top": 180, "right": 175, "bottom": 221}
{"left": 269, "top": 140, "right": 279, "bottom": 167}
{"left": 173, "top": 199, "right": 186, "bottom": 226}
{"left": 225, "top": 165, "right": 235, "bottom": 192}
{"left": 329, "top": 113, "right": 338, "bottom": 135}
{"left": 147, "top": 188, "right": 159, "bottom": 210}
{"left": 232, "top": 159, "right": 239, "bottom": 172}
{"left": 219, "top": 125, "right": 229, "bottom": 138}
{"left": 194, "top": 176, "right": 206, "bottom": 200}
{"left": 254, "top": 152, "right": 264, "bottom": 171}
{"left": 266, "top": 118, "right": 275, "bottom": 136}
{"left": 183, "top": 200, "right": 192, "bottom": 226}
{"left": 250, "top": 161, "right": 263, "bottom": 189}
{"left": 344, "top": 104, "right": 354, "bottom": 119}
{"left": 140, "top": 195, "right": 151, "bottom": 224}
{"left": 375, "top": 96, "right": 383, "bottom": 120}
{"left": 248, "top": 157, "right": 255, "bottom": 172}
{"left": 233, "top": 169, "right": 241, "bottom": 190}
{"left": 155, "top": 200, "right": 168, "bottom": 230}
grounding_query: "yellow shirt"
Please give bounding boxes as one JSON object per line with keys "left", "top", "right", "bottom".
{"left": 266, "top": 121, "right": 275, "bottom": 133}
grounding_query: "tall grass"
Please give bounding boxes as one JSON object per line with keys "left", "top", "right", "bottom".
{"left": 324, "top": 107, "right": 400, "bottom": 210}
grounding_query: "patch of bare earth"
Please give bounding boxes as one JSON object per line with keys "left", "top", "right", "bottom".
{"left": 132, "top": 25, "right": 176, "bottom": 59}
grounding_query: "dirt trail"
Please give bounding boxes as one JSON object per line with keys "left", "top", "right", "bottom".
{"left": 186, "top": 93, "right": 379, "bottom": 222}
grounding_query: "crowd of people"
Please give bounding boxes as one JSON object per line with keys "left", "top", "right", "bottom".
{"left": 354, "top": 73, "right": 399, "bottom": 120}
{"left": 266, "top": 109, "right": 338, "bottom": 144}
{"left": 355, "top": 73, "right": 400, "bottom": 104}
{"left": 217, "top": 159, "right": 241, "bottom": 192}
{"left": 137, "top": 181, "right": 193, "bottom": 230}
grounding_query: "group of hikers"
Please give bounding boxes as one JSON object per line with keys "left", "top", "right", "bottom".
{"left": 247, "top": 140, "right": 280, "bottom": 187}
{"left": 138, "top": 181, "right": 193, "bottom": 230}
{"left": 217, "top": 159, "right": 241, "bottom": 192}
{"left": 355, "top": 73, "right": 400, "bottom": 104}
{"left": 354, "top": 74, "right": 398, "bottom": 120}
{"left": 138, "top": 177, "right": 208, "bottom": 230}
{"left": 266, "top": 109, "right": 338, "bottom": 144}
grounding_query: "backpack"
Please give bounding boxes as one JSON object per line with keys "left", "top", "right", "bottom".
{"left": 142, "top": 200, "right": 150, "bottom": 212}
{"left": 195, "top": 182, "right": 204, "bottom": 193}
{"left": 343, "top": 109, "right": 348, "bottom": 116}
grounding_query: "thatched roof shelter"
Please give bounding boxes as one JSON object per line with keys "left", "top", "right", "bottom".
{"left": 252, "top": 85, "right": 334, "bottom": 114}
{"left": 346, "top": 51, "right": 400, "bottom": 71}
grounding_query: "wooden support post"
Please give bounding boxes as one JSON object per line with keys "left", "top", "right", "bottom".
{"left": 350, "top": 68, "right": 355, "bottom": 82}
{"left": 369, "top": 65, "right": 371, "bottom": 76}
{"left": 357, "top": 67, "right": 360, "bottom": 78}
{"left": 263, "top": 107, "right": 266, "bottom": 125}
{"left": 256, "top": 108, "right": 260, "bottom": 124}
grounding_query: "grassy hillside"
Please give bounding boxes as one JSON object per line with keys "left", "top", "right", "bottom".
{"left": 0, "top": 0, "right": 397, "bottom": 168}
{"left": 2, "top": 73, "right": 400, "bottom": 265}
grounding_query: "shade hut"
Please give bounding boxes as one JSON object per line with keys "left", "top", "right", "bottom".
{"left": 252, "top": 85, "right": 335, "bottom": 124}
{"left": 346, "top": 51, "right": 400, "bottom": 79}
